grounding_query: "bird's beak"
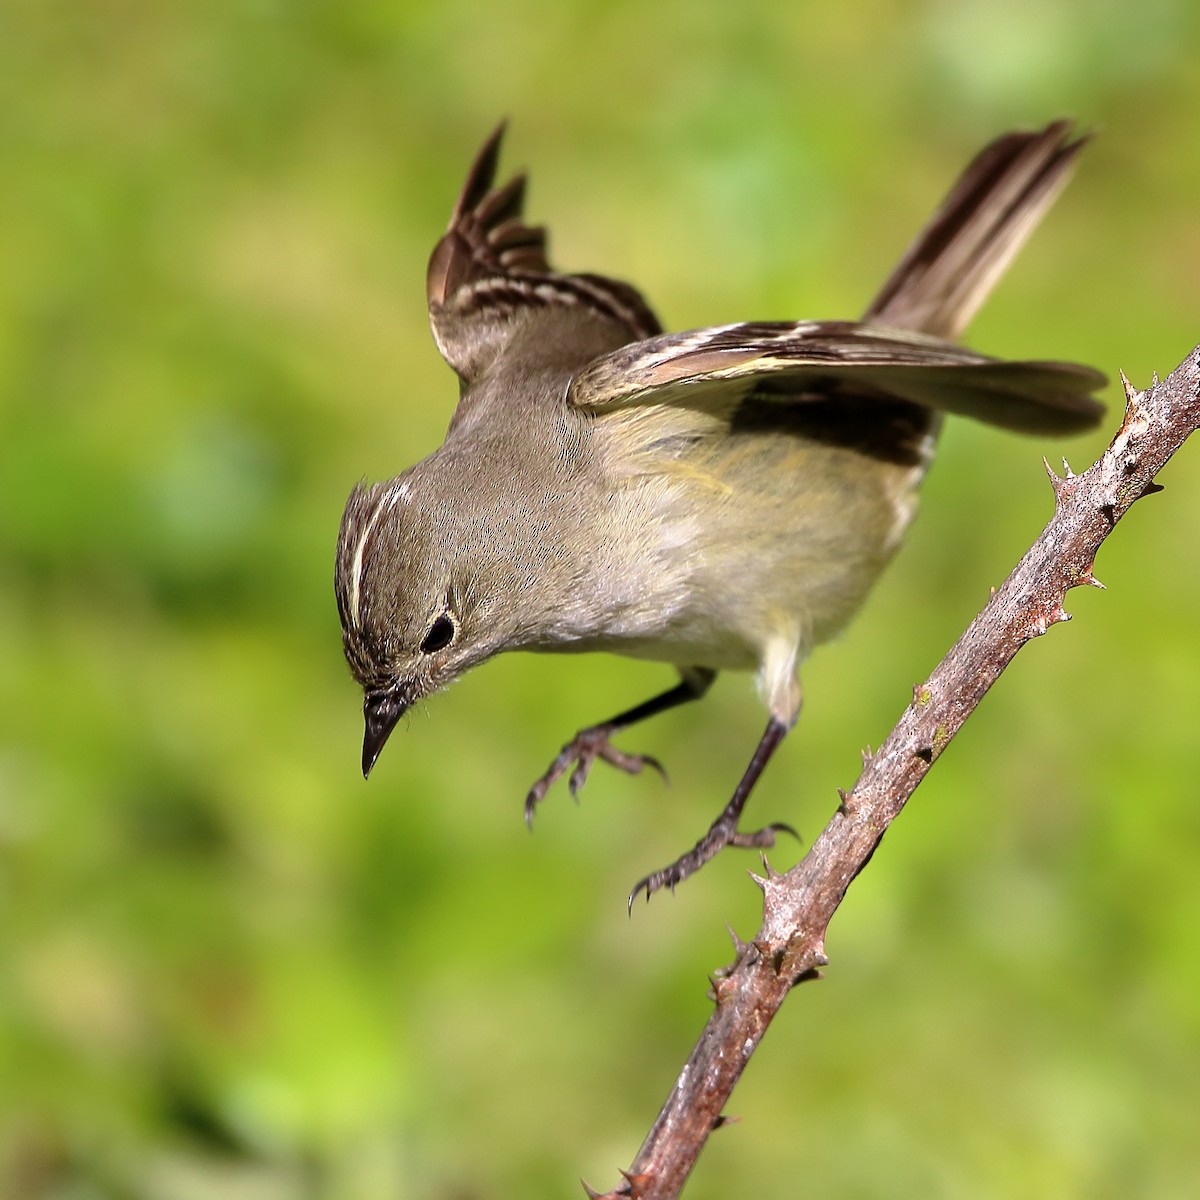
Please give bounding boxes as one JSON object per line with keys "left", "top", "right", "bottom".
{"left": 362, "top": 691, "right": 407, "bottom": 778}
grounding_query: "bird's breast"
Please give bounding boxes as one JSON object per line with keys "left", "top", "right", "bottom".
{"left": 583, "top": 404, "right": 933, "bottom": 670}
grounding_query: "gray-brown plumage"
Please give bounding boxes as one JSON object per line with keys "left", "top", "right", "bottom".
{"left": 335, "top": 121, "right": 1104, "bottom": 904}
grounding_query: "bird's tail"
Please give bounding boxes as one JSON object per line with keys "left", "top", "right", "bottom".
{"left": 864, "top": 121, "right": 1087, "bottom": 340}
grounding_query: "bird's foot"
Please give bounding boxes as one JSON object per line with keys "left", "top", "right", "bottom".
{"left": 524, "top": 725, "right": 666, "bottom": 826}
{"left": 627, "top": 818, "right": 799, "bottom": 911}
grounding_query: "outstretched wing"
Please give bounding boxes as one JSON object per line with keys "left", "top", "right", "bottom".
{"left": 567, "top": 321, "right": 1105, "bottom": 436}
{"left": 568, "top": 120, "right": 1103, "bottom": 437}
{"left": 425, "top": 124, "right": 661, "bottom": 384}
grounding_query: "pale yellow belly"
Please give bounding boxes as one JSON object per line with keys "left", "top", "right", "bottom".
{"left": 598, "top": 422, "right": 929, "bottom": 674}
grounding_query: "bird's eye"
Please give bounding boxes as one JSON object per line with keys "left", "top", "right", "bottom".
{"left": 420, "top": 614, "right": 455, "bottom": 654}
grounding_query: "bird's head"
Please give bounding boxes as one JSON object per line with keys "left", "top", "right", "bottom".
{"left": 334, "top": 471, "right": 517, "bottom": 777}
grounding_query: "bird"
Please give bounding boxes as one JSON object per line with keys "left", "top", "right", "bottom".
{"left": 334, "top": 121, "right": 1105, "bottom": 906}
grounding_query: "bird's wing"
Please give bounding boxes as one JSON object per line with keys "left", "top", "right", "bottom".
{"left": 426, "top": 124, "right": 661, "bottom": 385}
{"left": 567, "top": 320, "right": 1105, "bottom": 436}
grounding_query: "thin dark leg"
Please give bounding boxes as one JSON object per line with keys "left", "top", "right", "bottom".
{"left": 524, "top": 667, "right": 717, "bottom": 825}
{"left": 628, "top": 716, "right": 797, "bottom": 909}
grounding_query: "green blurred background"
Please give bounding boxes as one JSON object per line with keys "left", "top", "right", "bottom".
{"left": 2, "top": 1, "right": 1198, "bottom": 1197}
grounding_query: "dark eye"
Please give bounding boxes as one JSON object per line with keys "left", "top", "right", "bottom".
{"left": 420, "top": 613, "right": 455, "bottom": 654}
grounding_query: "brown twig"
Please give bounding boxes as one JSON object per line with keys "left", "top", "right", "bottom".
{"left": 585, "top": 345, "right": 1200, "bottom": 1200}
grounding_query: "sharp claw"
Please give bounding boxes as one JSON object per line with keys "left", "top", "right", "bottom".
{"left": 524, "top": 727, "right": 665, "bottom": 825}
{"left": 628, "top": 816, "right": 800, "bottom": 905}
{"left": 643, "top": 755, "right": 668, "bottom": 785}
{"left": 626, "top": 877, "right": 652, "bottom": 916}
{"left": 627, "top": 860, "right": 679, "bottom": 911}
{"left": 567, "top": 759, "right": 590, "bottom": 799}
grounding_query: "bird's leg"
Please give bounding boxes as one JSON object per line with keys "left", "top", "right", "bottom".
{"left": 524, "top": 667, "right": 716, "bottom": 825}
{"left": 628, "top": 716, "right": 796, "bottom": 908}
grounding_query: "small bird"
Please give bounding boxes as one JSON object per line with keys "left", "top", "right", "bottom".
{"left": 335, "top": 121, "right": 1104, "bottom": 905}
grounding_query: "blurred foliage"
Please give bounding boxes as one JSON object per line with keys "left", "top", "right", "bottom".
{"left": 1, "top": 1, "right": 1199, "bottom": 1197}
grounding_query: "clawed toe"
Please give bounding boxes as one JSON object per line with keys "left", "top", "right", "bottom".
{"left": 525, "top": 726, "right": 667, "bottom": 826}
{"left": 727, "top": 821, "right": 799, "bottom": 850}
{"left": 627, "top": 819, "right": 801, "bottom": 912}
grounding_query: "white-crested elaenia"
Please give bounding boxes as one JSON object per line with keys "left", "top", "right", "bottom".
{"left": 335, "top": 121, "right": 1104, "bottom": 905}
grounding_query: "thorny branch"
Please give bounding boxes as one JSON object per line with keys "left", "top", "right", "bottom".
{"left": 586, "top": 345, "right": 1200, "bottom": 1200}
